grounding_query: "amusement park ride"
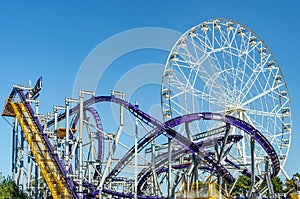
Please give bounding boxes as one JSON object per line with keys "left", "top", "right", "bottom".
{"left": 2, "top": 19, "right": 292, "bottom": 199}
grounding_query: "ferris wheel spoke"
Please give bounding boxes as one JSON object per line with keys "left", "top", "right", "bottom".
{"left": 229, "top": 34, "right": 250, "bottom": 96}
{"left": 191, "top": 53, "right": 212, "bottom": 86}
{"left": 176, "top": 51, "right": 214, "bottom": 91}
{"left": 193, "top": 91, "right": 226, "bottom": 109}
{"left": 162, "top": 19, "right": 291, "bottom": 173}
{"left": 168, "top": 99, "right": 192, "bottom": 115}
{"left": 244, "top": 108, "right": 283, "bottom": 118}
{"left": 170, "top": 81, "right": 225, "bottom": 109}
{"left": 203, "top": 31, "right": 237, "bottom": 94}
{"left": 239, "top": 55, "right": 272, "bottom": 102}
{"left": 172, "top": 64, "right": 194, "bottom": 88}
{"left": 241, "top": 83, "right": 284, "bottom": 107}
{"left": 242, "top": 113, "right": 270, "bottom": 136}
{"left": 185, "top": 58, "right": 233, "bottom": 100}
{"left": 209, "top": 51, "right": 233, "bottom": 94}
{"left": 177, "top": 50, "right": 197, "bottom": 66}
{"left": 238, "top": 70, "right": 265, "bottom": 103}
{"left": 195, "top": 34, "right": 214, "bottom": 52}
{"left": 207, "top": 28, "right": 235, "bottom": 90}
{"left": 229, "top": 24, "right": 240, "bottom": 47}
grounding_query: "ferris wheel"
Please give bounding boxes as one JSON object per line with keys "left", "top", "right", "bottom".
{"left": 161, "top": 18, "right": 291, "bottom": 176}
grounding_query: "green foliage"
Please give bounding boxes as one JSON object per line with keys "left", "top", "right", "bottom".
{"left": 284, "top": 173, "right": 300, "bottom": 199}
{"left": 230, "top": 175, "right": 251, "bottom": 197}
{"left": 258, "top": 176, "right": 284, "bottom": 194}
{"left": 228, "top": 173, "right": 300, "bottom": 199}
{"left": 272, "top": 176, "right": 284, "bottom": 193}
{"left": 0, "top": 177, "right": 27, "bottom": 199}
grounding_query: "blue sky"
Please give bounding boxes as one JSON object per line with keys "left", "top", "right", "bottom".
{"left": 0, "top": 1, "right": 299, "bottom": 179}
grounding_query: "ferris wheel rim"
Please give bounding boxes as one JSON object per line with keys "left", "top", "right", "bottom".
{"left": 161, "top": 18, "right": 292, "bottom": 168}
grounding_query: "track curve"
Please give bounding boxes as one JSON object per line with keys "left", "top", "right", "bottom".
{"left": 47, "top": 96, "right": 236, "bottom": 185}
{"left": 71, "top": 106, "right": 104, "bottom": 162}
{"left": 46, "top": 95, "right": 280, "bottom": 198}
{"left": 137, "top": 135, "right": 243, "bottom": 193}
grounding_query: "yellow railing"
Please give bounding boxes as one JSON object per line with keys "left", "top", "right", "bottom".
{"left": 4, "top": 99, "right": 74, "bottom": 199}
{"left": 176, "top": 181, "right": 229, "bottom": 199}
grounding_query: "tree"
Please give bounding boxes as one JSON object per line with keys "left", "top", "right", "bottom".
{"left": 0, "top": 177, "right": 27, "bottom": 199}
{"left": 272, "top": 176, "right": 284, "bottom": 193}
{"left": 284, "top": 173, "right": 300, "bottom": 199}
{"left": 229, "top": 175, "right": 285, "bottom": 198}
{"left": 258, "top": 176, "right": 284, "bottom": 194}
{"left": 230, "top": 175, "right": 251, "bottom": 197}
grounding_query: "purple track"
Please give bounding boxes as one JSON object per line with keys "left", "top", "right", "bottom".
{"left": 9, "top": 89, "right": 279, "bottom": 199}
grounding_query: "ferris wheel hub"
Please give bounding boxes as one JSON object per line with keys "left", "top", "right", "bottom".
{"left": 161, "top": 18, "right": 292, "bottom": 174}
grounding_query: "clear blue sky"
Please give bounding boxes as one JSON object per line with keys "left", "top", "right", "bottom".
{"left": 0, "top": 1, "right": 299, "bottom": 179}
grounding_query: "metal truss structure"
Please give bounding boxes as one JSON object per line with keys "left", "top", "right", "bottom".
{"left": 2, "top": 18, "right": 291, "bottom": 199}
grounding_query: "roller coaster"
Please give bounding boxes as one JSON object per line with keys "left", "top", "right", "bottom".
{"left": 2, "top": 18, "right": 292, "bottom": 199}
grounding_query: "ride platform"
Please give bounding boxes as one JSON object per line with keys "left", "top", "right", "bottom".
{"left": 175, "top": 182, "right": 229, "bottom": 199}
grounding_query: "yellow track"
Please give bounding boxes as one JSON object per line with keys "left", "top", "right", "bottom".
{"left": 4, "top": 99, "right": 74, "bottom": 199}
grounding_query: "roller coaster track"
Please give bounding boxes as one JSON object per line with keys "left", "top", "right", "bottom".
{"left": 3, "top": 87, "right": 281, "bottom": 198}
{"left": 2, "top": 89, "right": 78, "bottom": 199}
{"left": 47, "top": 96, "right": 236, "bottom": 185}
{"left": 72, "top": 106, "right": 104, "bottom": 162}
{"left": 137, "top": 135, "right": 243, "bottom": 192}
{"left": 45, "top": 95, "right": 280, "bottom": 198}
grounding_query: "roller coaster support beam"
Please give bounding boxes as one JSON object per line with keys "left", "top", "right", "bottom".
{"left": 217, "top": 124, "right": 230, "bottom": 163}
{"left": 65, "top": 101, "right": 70, "bottom": 169}
{"left": 265, "top": 156, "right": 275, "bottom": 199}
{"left": 12, "top": 118, "right": 17, "bottom": 181}
{"left": 79, "top": 90, "right": 95, "bottom": 196}
{"left": 65, "top": 98, "right": 79, "bottom": 171}
{"left": 134, "top": 101, "right": 138, "bottom": 199}
{"left": 27, "top": 99, "right": 39, "bottom": 114}
{"left": 168, "top": 137, "right": 172, "bottom": 199}
{"left": 26, "top": 131, "right": 32, "bottom": 196}
{"left": 185, "top": 122, "right": 199, "bottom": 187}
{"left": 247, "top": 136, "right": 255, "bottom": 198}
{"left": 216, "top": 124, "right": 230, "bottom": 188}
{"left": 151, "top": 139, "right": 161, "bottom": 195}
{"left": 12, "top": 84, "right": 31, "bottom": 91}
{"left": 54, "top": 105, "right": 66, "bottom": 156}
{"left": 98, "top": 91, "right": 124, "bottom": 197}
{"left": 18, "top": 130, "right": 25, "bottom": 186}
{"left": 30, "top": 99, "right": 41, "bottom": 199}
{"left": 34, "top": 163, "right": 38, "bottom": 198}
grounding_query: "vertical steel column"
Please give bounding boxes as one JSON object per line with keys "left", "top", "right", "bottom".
{"left": 65, "top": 98, "right": 78, "bottom": 175}
{"left": 265, "top": 156, "right": 274, "bottom": 199}
{"left": 107, "top": 137, "right": 113, "bottom": 192}
{"left": 134, "top": 101, "right": 138, "bottom": 199}
{"left": 35, "top": 101, "right": 39, "bottom": 115}
{"left": 79, "top": 91, "right": 84, "bottom": 196}
{"left": 15, "top": 119, "right": 19, "bottom": 181}
{"left": 240, "top": 112, "right": 247, "bottom": 165}
{"left": 35, "top": 101, "right": 40, "bottom": 199}
{"left": 247, "top": 136, "right": 255, "bottom": 198}
{"left": 34, "top": 163, "right": 38, "bottom": 198}
{"left": 89, "top": 123, "right": 94, "bottom": 184}
{"left": 27, "top": 144, "right": 32, "bottom": 197}
{"left": 65, "top": 100, "right": 70, "bottom": 172}
{"left": 18, "top": 131, "right": 25, "bottom": 185}
{"left": 98, "top": 91, "right": 124, "bottom": 196}
{"left": 151, "top": 139, "right": 155, "bottom": 194}
{"left": 78, "top": 90, "right": 95, "bottom": 197}
{"left": 151, "top": 139, "right": 160, "bottom": 194}
{"left": 108, "top": 138, "right": 113, "bottom": 173}
{"left": 12, "top": 118, "right": 17, "bottom": 181}
{"left": 54, "top": 107, "right": 58, "bottom": 155}
{"left": 168, "top": 138, "right": 172, "bottom": 198}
